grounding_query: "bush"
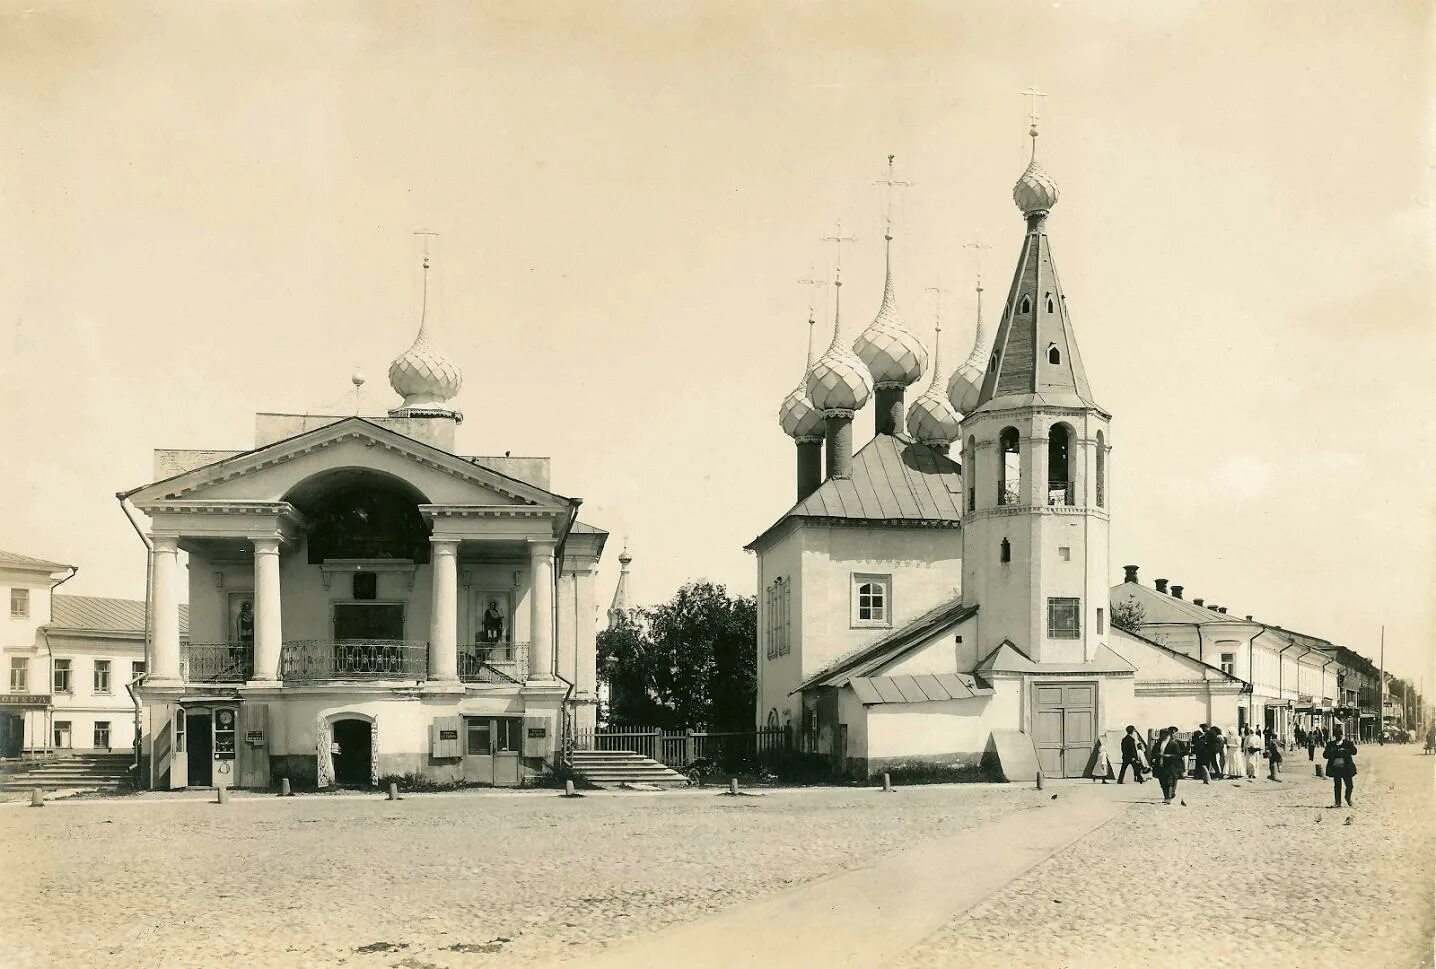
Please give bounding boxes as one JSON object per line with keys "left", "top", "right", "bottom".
{"left": 376, "top": 772, "right": 466, "bottom": 793}
{"left": 874, "top": 761, "right": 996, "bottom": 786}
{"left": 522, "top": 761, "right": 598, "bottom": 790}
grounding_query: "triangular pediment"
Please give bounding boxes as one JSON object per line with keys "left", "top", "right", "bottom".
{"left": 127, "top": 417, "right": 572, "bottom": 510}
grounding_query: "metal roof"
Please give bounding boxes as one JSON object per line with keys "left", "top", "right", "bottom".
{"left": 0, "top": 548, "right": 72, "bottom": 572}
{"left": 747, "top": 434, "right": 963, "bottom": 550}
{"left": 50, "top": 595, "right": 190, "bottom": 636}
{"left": 850, "top": 673, "right": 994, "bottom": 706}
{"left": 797, "top": 597, "right": 978, "bottom": 692}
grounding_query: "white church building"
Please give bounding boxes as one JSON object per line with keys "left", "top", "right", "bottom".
{"left": 750, "top": 125, "right": 1244, "bottom": 779}
{"left": 123, "top": 264, "right": 608, "bottom": 790}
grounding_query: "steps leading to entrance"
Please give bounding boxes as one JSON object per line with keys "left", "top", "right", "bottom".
{"left": 568, "top": 749, "right": 690, "bottom": 788}
{"left": 0, "top": 754, "right": 135, "bottom": 792}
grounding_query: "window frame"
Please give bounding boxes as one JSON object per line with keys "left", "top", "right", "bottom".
{"left": 1046, "top": 597, "right": 1081, "bottom": 640}
{"left": 10, "top": 587, "right": 29, "bottom": 619}
{"left": 1220, "top": 652, "right": 1236, "bottom": 677}
{"left": 1096, "top": 607, "right": 1105, "bottom": 635}
{"left": 8, "top": 657, "right": 28, "bottom": 693}
{"left": 93, "top": 659, "right": 112, "bottom": 695}
{"left": 851, "top": 573, "right": 892, "bottom": 628}
{"left": 93, "top": 721, "right": 111, "bottom": 749}
{"left": 52, "top": 658, "right": 73, "bottom": 694}
{"left": 53, "top": 720, "right": 72, "bottom": 749}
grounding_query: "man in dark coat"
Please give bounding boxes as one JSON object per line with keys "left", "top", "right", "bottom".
{"left": 1118, "top": 725, "right": 1147, "bottom": 784}
{"left": 1151, "top": 726, "right": 1186, "bottom": 804}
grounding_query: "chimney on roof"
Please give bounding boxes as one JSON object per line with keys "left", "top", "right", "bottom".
{"left": 1218, "top": 606, "right": 1228, "bottom": 614}
{"left": 1123, "top": 565, "right": 1139, "bottom": 583}
{"left": 1171, "top": 585, "right": 1184, "bottom": 599}
{"left": 1193, "top": 598, "right": 1205, "bottom": 607}
{"left": 1207, "top": 605, "right": 1219, "bottom": 612}
{"left": 1246, "top": 615, "right": 1253, "bottom": 621}
{"left": 1155, "top": 578, "right": 1169, "bottom": 593}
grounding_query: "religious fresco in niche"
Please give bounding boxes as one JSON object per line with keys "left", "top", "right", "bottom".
{"left": 227, "top": 592, "right": 254, "bottom": 647}
{"left": 474, "top": 591, "right": 513, "bottom": 660}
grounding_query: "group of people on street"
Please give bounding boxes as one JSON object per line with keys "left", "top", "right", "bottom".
{"left": 1088, "top": 721, "right": 1358, "bottom": 807}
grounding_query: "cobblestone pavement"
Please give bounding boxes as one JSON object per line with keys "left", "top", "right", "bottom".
{"left": 2, "top": 782, "right": 1023, "bottom": 969}
{"left": 894, "top": 744, "right": 1434, "bottom": 969}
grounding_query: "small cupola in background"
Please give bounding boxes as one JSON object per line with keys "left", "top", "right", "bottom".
{"left": 807, "top": 222, "right": 873, "bottom": 480}
{"left": 778, "top": 274, "right": 828, "bottom": 501}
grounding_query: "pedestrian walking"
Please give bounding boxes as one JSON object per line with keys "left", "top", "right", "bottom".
{"left": 1090, "top": 736, "right": 1113, "bottom": 783}
{"left": 1191, "top": 724, "right": 1208, "bottom": 781}
{"left": 1307, "top": 727, "right": 1318, "bottom": 761}
{"left": 1209, "top": 725, "right": 1227, "bottom": 779}
{"left": 1323, "top": 727, "right": 1357, "bottom": 808}
{"left": 1118, "top": 725, "right": 1147, "bottom": 784}
{"left": 1243, "top": 726, "right": 1261, "bottom": 779}
{"left": 1152, "top": 726, "right": 1186, "bottom": 805}
{"left": 1265, "top": 728, "right": 1283, "bottom": 781}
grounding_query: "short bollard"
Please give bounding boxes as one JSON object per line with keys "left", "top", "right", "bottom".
{"left": 216, "top": 787, "right": 228, "bottom": 805}
{"left": 280, "top": 777, "right": 292, "bottom": 797}
{"left": 729, "top": 777, "right": 739, "bottom": 796}
{"left": 564, "top": 780, "right": 575, "bottom": 797}
{"left": 1315, "top": 764, "right": 1324, "bottom": 778}
{"left": 1035, "top": 771, "right": 1044, "bottom": 791}
{"left": 388, "top": 782, "right": 399, "bottom": 800}
{"left": 882, "top": 773, "right": 893, "bottom": 793}
{"left": 29, "top": 788, "right": 44, "bottom": 808}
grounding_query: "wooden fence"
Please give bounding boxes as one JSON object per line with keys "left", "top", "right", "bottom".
{"left": 572, "top": 725, "right": 792, "bottom": 767}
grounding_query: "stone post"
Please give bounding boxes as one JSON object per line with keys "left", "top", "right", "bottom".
{"left": 528, "top": 540, "right": 556, "bottom": 680}
{"left": 251, "top": 537, "right": 283, "bottom": 681}
{"left": 150, "top": 536, "right": 182, "bottom": 684}
{"left": 429, "top": 538, "right": 460, "bottom": 683}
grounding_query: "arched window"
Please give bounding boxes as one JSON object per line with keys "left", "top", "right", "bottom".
{"left": 998, "top": 427, "right": 1020, "bottom": 505}
{"left": 1000, "top": 538, "right": 1011, "bottom": 563}
{"left": 965, "top": 435, "right": 977, "bottom": 512}
{"left": 767, "top": 708, "right": 780, "bottom": 729}
{"left": 853, "top": 574, "right": 890, "bottom": 625}
{"left": 1046, "top": 295, "right": 1055, "bottom": 313}
{"left": 1020, "top": 295, "right": 1031, "bottom": 314}
{"left": 1047, "top": 343, "right": 1061, "bottom": 365}
{"left": 987, "top": 353, "right": 997, "bottom": 374}
{"left": 1048, "top": 423, "right": 1074, "bottom": 506}
{"left": 1096, "top": 430, "right": 1106, "bottom": 508}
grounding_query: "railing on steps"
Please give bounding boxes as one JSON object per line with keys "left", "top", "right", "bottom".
{"left": 571, "top": 726, "right": 793, "bottom": 768}
{"left": 458, "top": 644, "right": 529, "bottom": 685}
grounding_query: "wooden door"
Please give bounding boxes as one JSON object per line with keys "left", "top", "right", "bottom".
{"left": 1032, "top": 682, "right": 1097, "bottom": 778}
{"left": 493, "top": 718, "right": 521, "bottom": 787}
{"left": 462, "top": 717, "right": 495, "bottom": 785}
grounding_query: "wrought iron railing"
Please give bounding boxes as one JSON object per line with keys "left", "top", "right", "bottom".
{"left": 279, "top": 640, "right": 429, "bottom": 682}
{"left": 1047, "top": 484, "right": 1074, "bottom": 506}
{"left": 183, "top": 644, "right": 253, "bottom": 683}
{"left": 459, "top": 643, "right": 529, "bottom": 685}
{"left": 999, "top": 485, "right": 1021, "bottom": 506}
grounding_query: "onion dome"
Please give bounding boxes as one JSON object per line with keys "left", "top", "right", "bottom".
{"left": 778, "top": 314, "right": 825, "bottom": 441}
{"left": 907, "top": 316, "right": 961, "bottom": 448}
{"left": 807, "top": 272, "right": 873, "bottom": 415}
{"left": 1013, "top": 126, "right": 1060, "bottom": 217}
{"left": 947, "top": 281, "right": 989, "bottom": 415}
{"left": 388, "top": 253, "right": 462, "bottom": 410}
{"left": 854, "top": 236, "right": 928, "bottom": 389}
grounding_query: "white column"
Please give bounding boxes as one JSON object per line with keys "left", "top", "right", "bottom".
{"left": 252, "top": 537, "right": 282, "bottom": 681}
{"left": 150, "top": 536, "right": 182, "bottom": 683}
{"left": 528, "top": 540, "right": 556, "bottom": 680}
{"left": 429, "top": 538, "right": 460, "bottom": 682}
{"left": 574, "top": 568, "right": 598, "bottom": 697}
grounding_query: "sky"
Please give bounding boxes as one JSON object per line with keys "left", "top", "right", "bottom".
{"left": 1, "top": 1, "right": 1432, "bottom": 684}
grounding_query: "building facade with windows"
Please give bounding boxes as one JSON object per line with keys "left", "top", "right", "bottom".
{"left": 125, "top": 286, "right": 608, "bottom": 790}
{"left": 1, "top": 549, "right": 74, "bottom": 757}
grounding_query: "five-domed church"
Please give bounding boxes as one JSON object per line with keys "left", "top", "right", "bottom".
{"left": 123, "top": 265, "right": 608, "bottom": 790}
{"left": 748, "top": 123, "right": 1164, "bottom": 779}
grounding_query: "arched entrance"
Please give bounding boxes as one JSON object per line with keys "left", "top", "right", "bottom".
{"left": 330, "top": 717, "right": 374, "bottom": 787}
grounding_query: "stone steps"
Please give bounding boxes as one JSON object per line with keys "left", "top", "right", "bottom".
{"left": 569, "top": 750, "right": 690, "bottom": 788}
{"left": 0, "top": 755, "right": 135, "bottom": 791}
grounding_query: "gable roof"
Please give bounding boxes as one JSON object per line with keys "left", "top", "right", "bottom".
{"left": 49, "top": 595, "right": 190, "bottom": 636}
{"left": 0, "top": 548, "right": 73, "bottom": 573}
{"left": 747, "top": 433, "right": 964, "bottom": 551}
{"left": 796, "top": 596, "right": 977, "bottom": 692}
{"left": 974, "top": 639, "right": 1136, "bottom": 675}
{"left": 1109, "top": 581, "right": 1247, "bottom": 625}
{"left": 125, "top": 416, "right": 573, "bottom": 509}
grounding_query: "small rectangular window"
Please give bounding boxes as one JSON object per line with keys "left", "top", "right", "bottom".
{"left": 9, "top": 588, "right": 29, "bottom": 618}
{"left": 1096, "top": 608, "right": 1105, "bottom": 634}
{"left": 1220, "top": 653, "right": 1236, "bottom": 676}
{"left": 1058, "top": 546, "right": 1071, "bottom": 561}
{"left": 53, "top": 659, "right": 72, "bottom": 694}
{"left": 852, "top": 574, "right": 891, "bottom": 626}
{"left": 94, "top": 721, "right": 111, "bottom": 749}
{"left": 132, "top": 661, "right": 146, "bottom": 681}
{"left": 53, "top": 720, "right": 72, "bottom": 749}
{"left": 9, "top": 657, "right": 28, "bottom": 693}
{"left": 93, "top": 660, "right": 111, "bottom": 695}
{"left": 1046, "top": 597, "right": 1081, "bottom": 639}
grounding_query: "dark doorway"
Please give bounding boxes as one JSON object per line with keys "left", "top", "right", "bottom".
{"left": 0, "top": 715, "right": 22, "bottom": 758}
{"left": 331, "top": 719, "right": 372, "bottom": 786}
{"left": 187, "top": 712, "right": 213, "bottom": 787}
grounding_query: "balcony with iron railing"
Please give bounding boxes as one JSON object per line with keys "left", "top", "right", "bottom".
{"left": 459, "top": 643, "right": 529, "bottom": 685}
{"left": 278, "top": 640, "right": 429, "bottom": 683}
{"left": 183, "top": 644, "right": 254, "bottom": 683}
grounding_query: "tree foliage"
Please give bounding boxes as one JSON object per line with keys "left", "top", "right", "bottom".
{"left": 1110, "top": 597, "right": 1146, "bottom": 633}
{"left": 597, "top": 580, "right": 757, "bottom": 730}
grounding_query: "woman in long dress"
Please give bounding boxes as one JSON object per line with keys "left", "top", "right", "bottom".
{"left": 1225, "top": 726, "right": 1244, "bottom": 780}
